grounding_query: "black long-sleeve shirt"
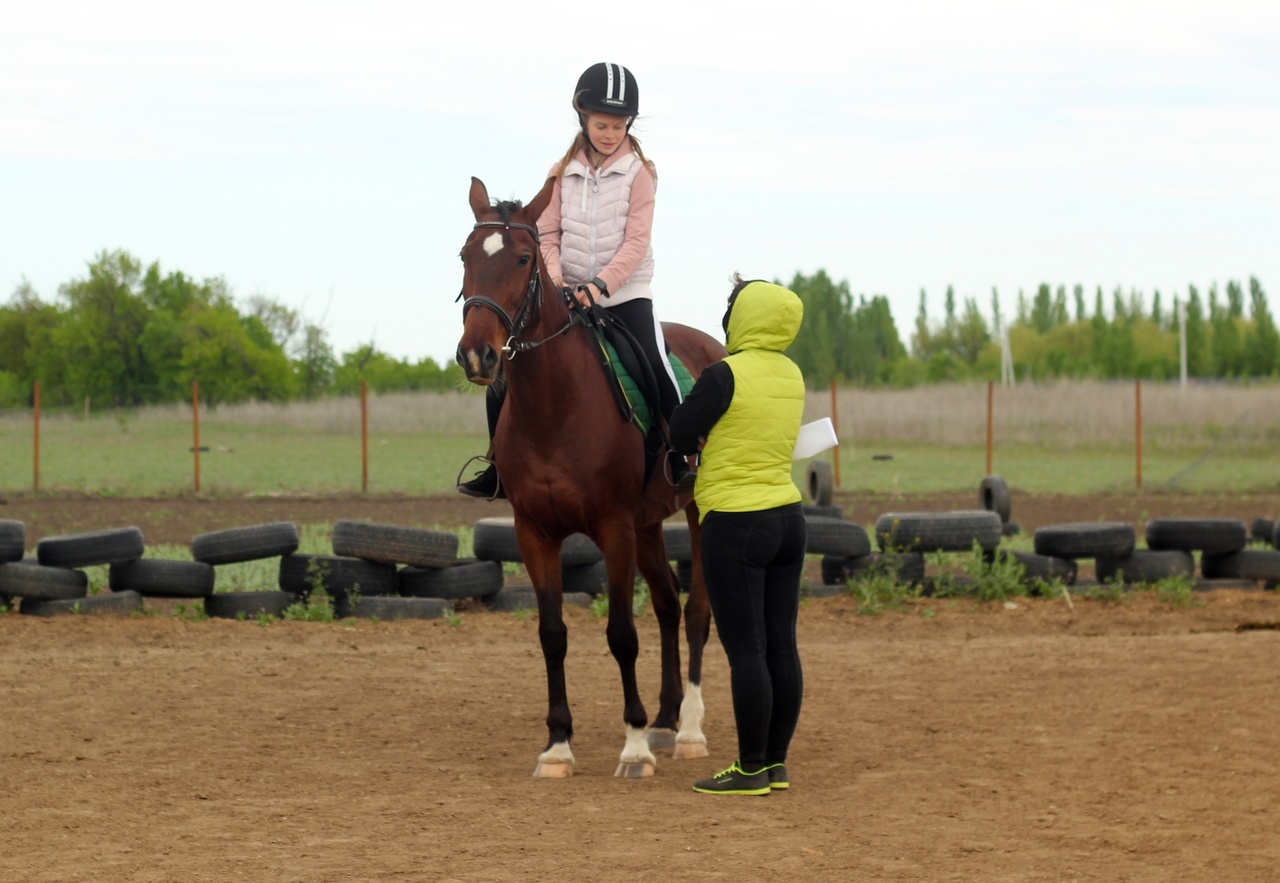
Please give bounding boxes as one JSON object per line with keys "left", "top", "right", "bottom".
{"left": 669, "top": 361, "right": 735, "bottom": 456}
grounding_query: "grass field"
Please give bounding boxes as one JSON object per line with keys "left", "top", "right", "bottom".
{"left": 2, "top": 382, "right": 1278, "bottom": 496}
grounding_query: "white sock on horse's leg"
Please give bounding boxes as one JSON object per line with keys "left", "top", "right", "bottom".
{"left": 673, "top": 683, "right": 709, "bottom": 760}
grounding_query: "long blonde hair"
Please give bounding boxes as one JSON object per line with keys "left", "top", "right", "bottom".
{"left": 554, "top": 99, "right": 654, "bottom": 180}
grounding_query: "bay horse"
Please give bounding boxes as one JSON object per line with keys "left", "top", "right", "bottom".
{"left": 455, "top": 176, "right": 726, "bottom": 778}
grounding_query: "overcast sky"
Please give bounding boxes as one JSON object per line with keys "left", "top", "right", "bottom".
{"left": 3, "top": 0, "right": 1278, "bottom": 365}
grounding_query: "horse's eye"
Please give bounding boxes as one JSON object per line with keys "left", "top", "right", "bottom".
{"left": 518, "top": 255, "right": 531, "bottom": 267}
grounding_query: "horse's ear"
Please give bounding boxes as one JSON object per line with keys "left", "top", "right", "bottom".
{"left": 469, "top": 177, "right": 491, "bottom": 220}
{"left": 525, "top": 176, "right": 556, "bottom": 223}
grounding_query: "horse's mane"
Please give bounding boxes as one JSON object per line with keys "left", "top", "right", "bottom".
{"left": 493, "top": 200, "right": 522, "bottom": 224}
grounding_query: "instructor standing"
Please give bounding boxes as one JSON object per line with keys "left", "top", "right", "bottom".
{"left": 669, "top": 276, "right": 807, "bottom": 796}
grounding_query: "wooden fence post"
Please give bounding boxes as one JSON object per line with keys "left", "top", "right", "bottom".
{"left": 361, "top": 380, "right": 369, "bottom": 494}
{"left": 192, "top": 381, "right": 201, "bottom": 493}
{"left": 829, "top": 380, "right": 840, "bottom": 488}
{"left": 986, "top": 380, "right": 994, "bottom": 476}
{"left": 1135, "top": 380, "right": 1142, "bottom": 490}
{"left": 33, "top": 380, "right": 40, "bottom": 492}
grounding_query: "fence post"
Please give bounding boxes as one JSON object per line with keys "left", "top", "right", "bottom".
{"left": 361, "top": 380, "right": 369, "bottom": 494}
{"left": 192, "top": 381, "right": 201, "bottom": 493}
{"left": 829, "top": 380, "right": 840, "bottom": 488}
{"left": 1135, "top": 380, "right": 1142, "bottom": 490}
{"left": 986, "top": 380, "right": 994, "bottom": 476}
{"left": 33, "top": 380, "right": 41, "bottom": 492}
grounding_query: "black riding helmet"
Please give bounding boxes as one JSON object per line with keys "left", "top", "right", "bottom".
{"left": 575, "top": 62, "right": 639, "bottom": 147}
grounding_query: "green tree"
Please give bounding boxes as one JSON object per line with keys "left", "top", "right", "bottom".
{"left": 181, "top": 300, "right": 298, "bottom": 405}
{"left": 1030, "top": 283, "right": 1054, "bottom": 333}
{"left": 1244, "top": 276, "right": 1279, "bottom": 376}
{"left": 784, "top": 270, "right": 854, "bottom": 387}
{"left": 1183, "top": 286, "right": 1210, "bottom": 377}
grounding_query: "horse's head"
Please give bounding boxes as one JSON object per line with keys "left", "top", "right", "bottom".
{"left": 455, "top": 176, "right": 557, "bottom": 385}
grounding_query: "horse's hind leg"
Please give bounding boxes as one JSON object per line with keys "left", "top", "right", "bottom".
{"left": 635, "top": 522, "right": 684, "bottom": 753}
{"left": 674, "top": 508, "right": 710, "bottom": 760}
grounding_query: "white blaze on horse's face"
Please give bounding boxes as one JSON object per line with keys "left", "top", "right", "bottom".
{"left": 482, "top": 232, "right": 504, "bottom": 257}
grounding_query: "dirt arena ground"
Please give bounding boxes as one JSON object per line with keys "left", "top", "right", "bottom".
{"left": 2, "top": 490, "right": 1279, "bottom": 881}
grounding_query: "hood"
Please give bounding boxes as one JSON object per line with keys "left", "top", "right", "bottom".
{"left": 725, "top": 281, "right": 804, "bottom": 355}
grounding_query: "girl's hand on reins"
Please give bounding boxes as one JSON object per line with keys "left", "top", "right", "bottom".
{"left": 572, "top": 283, "right": 603, "bottom": 308}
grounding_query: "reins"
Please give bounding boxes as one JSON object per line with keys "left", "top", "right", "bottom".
{"left": 456, "top": 220, "right": 579, "bottom": 358}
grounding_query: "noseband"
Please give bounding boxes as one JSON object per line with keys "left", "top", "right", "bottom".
{"left": 458, "top": 220, "right": 573, "bottom": 358}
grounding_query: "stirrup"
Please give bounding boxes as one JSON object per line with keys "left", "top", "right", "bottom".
{"left": 456, "top": 454, "right": 504, "bottom": 501}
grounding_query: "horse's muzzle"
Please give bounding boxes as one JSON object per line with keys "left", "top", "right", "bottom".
{"left": 456, "top": 343, "right": 500, "bottom": 384}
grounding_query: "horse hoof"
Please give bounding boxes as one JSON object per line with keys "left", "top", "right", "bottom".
{"left": 532, "top": 762, "right": 574, "bottom": 779}
{"left": 614, "top": 761, "right": 655, "bottom": 779}
{"left": 647, "top": 728, "right": 678, "bottom": 752}
{"left": 672, "top": 741, "right": 709, "bottom": 761}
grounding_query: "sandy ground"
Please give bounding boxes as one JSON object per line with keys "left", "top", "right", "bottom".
{"left": 2, "top": 491, "right": 1279, "bottom": 881}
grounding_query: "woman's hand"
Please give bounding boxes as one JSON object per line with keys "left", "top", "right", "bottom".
{"left": 572, "top": 282, "right": 603, "bottom": 308}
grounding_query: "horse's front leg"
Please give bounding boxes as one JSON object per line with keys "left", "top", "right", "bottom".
{"left": 596, "top": 521, "right": 655, "bottom": 778}
{"left": 516, "top": 523, "right": 575, "bottom": 779}
{"left": 675, "top": 507, "right": 711, "bottom": 759}
{"left": 634, "top": 521, "right": 684, "bottom": 753}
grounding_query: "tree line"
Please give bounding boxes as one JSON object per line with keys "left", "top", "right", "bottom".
{"left": 785, "top": 271, "right": 1279, "bottom": 389}
{"left": 0, "top": 250, "right": 463, "bottom": 409}
{"left": 4, "top": 252, "right": 1276, "bottom": 409}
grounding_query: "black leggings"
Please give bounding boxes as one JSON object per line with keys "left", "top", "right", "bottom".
{"left": 700, "top": 503, "right": 806, "bottom": 768}
{"left": 483, "top": 297, "right": 680, "bottom": 440}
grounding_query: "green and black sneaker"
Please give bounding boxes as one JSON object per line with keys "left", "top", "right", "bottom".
{"left": 763, "top": 763, "right": 789, "bottom": 791}
{"left": 692, "top": 761, "right": 771, "bottom": 796}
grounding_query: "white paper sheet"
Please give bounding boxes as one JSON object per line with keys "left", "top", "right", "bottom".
{"left": 792, "top": 417, "right": 838, "bottom": 461}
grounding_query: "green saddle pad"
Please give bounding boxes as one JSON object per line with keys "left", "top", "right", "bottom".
{"left": 603, "top": 340, "right": 695, "bottom": 434}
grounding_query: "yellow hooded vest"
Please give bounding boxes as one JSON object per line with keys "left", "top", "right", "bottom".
{"left": 694, "top": 281, "right": 806, "bottom": 521}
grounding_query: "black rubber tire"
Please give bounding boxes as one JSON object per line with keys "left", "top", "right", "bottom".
{"left": 278, "top": 553, "right": 397, "bottom": 600}
{"left": 485, "top": 586, "right": 592, "bottom": 612}
{"left": 1145, "top": 518, "right": 1247, "bottom": 555}
{"left": 874, "top": 510, "right": 1003, "bottom": 553}
{"left": 805, "top": 517, "right": 871, "bottom": 557}
{"left": 662, "top": 522, "right": 692, "bottom": 562}
{"left": 676, "top": 559, "right": 694, "bottom": 591}
{"left": 204, "top": 591, "right": 301, "bottom": 619}
{"left": 20, "top": 590, "right": 143, "bottom": 617}
{"left": 1201, "top": 550, "right": 1280, "bottom": 582}
{"left": 1002, "top": 521, "right": 1022, "bottom": 537}
{"left": 331, "top": 520, "right": 458, "bottom": 568}
{"left": 978, "top": 475, "right": 1012, "bottom": 524}
{"left": 334, "top": 595, "right": 453, "bottom": 620}
{"left": 108, "top": 559, "right": 216, "bottom": 598}
{"left": 1249, "top": 517, "right": 1275, "bottom": 545}
{"left": 37, "top": 527, "right": 145, "bottom": 568}
{"left": 0, "top": 561, "right": 89, "bottom": 600}
{"left": 562, "top": 560, "right": 608, "bottom": 596}
{"left": 1096, "top": 550, "right": 1195, "bottom": 584}
{"left": 192, "top": 522, "right": 299, "bottom": 565}
{"left": 821, "top": 552, "right": 925, "bottom": 586}
{"left": 1033, "top": 522, "right": 1135, "bottom": 559}
{"left": 472, "top": 517, "right": 601, "bottom": 566}
{"left": 399, "top": 559, "right": 503, "bottom": 600}
{"left": 996, "top": 550, "right": 1077, "bottom": 587}
{"left": 806, "top": 460, "right": 834, "bottom": 506}
{"left": 0, "top": 520, "right": 24, "bottom": 563}
{"left": 802, "top": 505, "right": 844, "bottom": 519}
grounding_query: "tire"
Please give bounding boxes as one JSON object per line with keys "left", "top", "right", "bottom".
{"left": 108, "top": 559, "right": 216, "bottom": 598}
{"left": 331, "top": 520, "right": 458, "bottom": 568}
{"left": 806, "top": 460, "right": 834, "bottom": 506}
{"left": 333, "top": 595, "right": 453, "bottom": 620}
{"left": 1201, "top": 550, "right": 1280, "bottom": 582}
{"left": 1249, "top": 517, "right": 1275, "bottom": 545}
{"left": 399, "top": 559, "right": 503, "bottom": 601}
{"left": 662, "top": 522, "right": 692, "bottom": 562}
{"left": 874, "top": 511, "right": 1003, "bottom": 553}
{"left": 822, "top": 553, "right": 924, "bottom": 586}
{"left": 0, "top": 561, "right": 89, "bottom": 600}
{"left": 37, "top": 527, "right": 145, "bottom": 568}
{"left": 562, "top": 560, "right": 608, "bottom": 596}
{"left": 0, "top": 520, "right": 24, "bottom": 563}
{"left": 1096, "top": 550, "right": 1195, "bottom": 584}
{"left": 996, "top": 550, "right": 1077, "bottom": 587}
{"left": 204, "top": 591, "right": 301, "bottom": 619}
{"left": 978, "top": 475, "right": 1012, "bottom": 524}
{"left": 1002, "top": 521, "right": 1022, "bottom": 537}
{"left": 1145, "top": 518, "right": 1247, "bottom": 555}
{"left": 192, "top": 522, "right": 299, "bottom": 565}
{"left": 278, "top": 554, "right": 397, "bottom": 600}
{"left": 803, "top": 505, "right": 843, "bottom": 520}
{"left": 485, "top": 586, "right": 592, "bottom": 612}
{"left": 1033, "top": 522, "right": 1135, "bottom": 559}
{"left": 805, "top": 517, "right": 871, "bottom": 557}
{"left": 472, "top": 517, "right": 601, "bottom": 566}
{"left": 20, "top": 590, "right": 143, "bottom": 617}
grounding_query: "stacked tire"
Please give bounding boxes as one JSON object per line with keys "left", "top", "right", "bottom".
{"left": 192, "top": 522, "right": 302, "bottom": 619}
{"left": 471, "top": 517, "right": 599, "bottom": 612}
{"left": 0, "top": 523, "right": 147, "bottom": 616}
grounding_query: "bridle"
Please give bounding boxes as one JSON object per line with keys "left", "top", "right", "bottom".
{"left": 457, "top": 220, "right": 577, "bottom": 358}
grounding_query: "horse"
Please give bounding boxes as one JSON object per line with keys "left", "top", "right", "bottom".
{"left": 455, "top": 176, "right": 727, "bottom": 779}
